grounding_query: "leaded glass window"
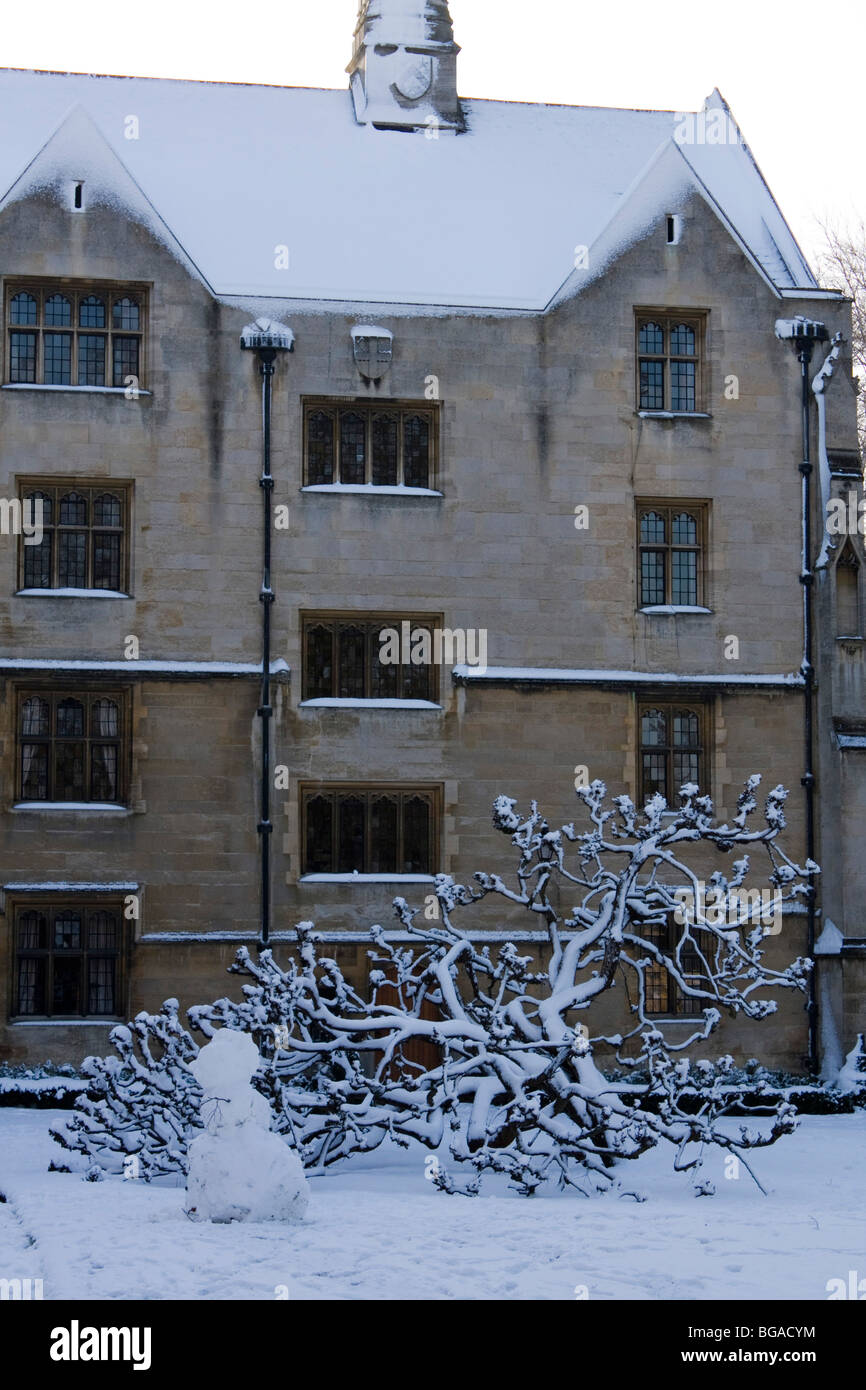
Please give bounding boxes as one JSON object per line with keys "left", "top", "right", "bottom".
{"left": 639, "top": 704, "right": 706, "bottom": 805}
{"left": 302, "top": 786, "right": 439, "bottom": 876}
{"left": 18, "top": 481, "right": 129, "bottom": 592}
{"left": 637, "top": 502, "right": 706, "bottom": 608}
{"left": 18, "top": 690, "right": 125, "bottom": 804}
{"left": 5, "top": 284, "right": 145, "bottom": 387}
{"left": 304, "top": 400, "right": 437, "bottom": 489}
{"left": 636, "top": 312, "right": 703, "bottom": 413}
{"left": 12, "top": 901, "right": 122, "bottom": 1018}
{"left": 302, "top": 616, "right": 438, "bottom": 702}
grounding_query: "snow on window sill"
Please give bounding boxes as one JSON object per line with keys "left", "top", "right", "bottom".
{"left": 301, "top": 484, "right": 442, "bottom": 497}
{"left": 300, "top": 698, "right": 441, "bottom": 710}
{"left": 11, "top": 802, "right": 130, "bottom": 814}
{"left": 4, "top": 880, "right": 139, "bottom": 891}
{"left": 644, "top": 1017, "right": 703, "bottom": 1024}
{"left": 16, "top": 588, "right": 131, "bottom": 599}
{"left": 639, "top": 605, "right": 712, "bottom": 616}
{"left": 636, "top": 410, "right": 711, "bottom": 420}
{"left": 836, "top": 634, "right": 864, "bottom": 642}
{"left": 2, "top": 383, "right": 150, "bottom": 396}
{"left": 300, "top": 873, "right": 437, "bottom": 884}
{"left": 10, "top": 1018, "right": 121, "bottom": 1026}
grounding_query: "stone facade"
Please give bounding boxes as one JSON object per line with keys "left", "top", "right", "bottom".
{"left": 0, "top": 37, "right": 863, "bottom": 1075}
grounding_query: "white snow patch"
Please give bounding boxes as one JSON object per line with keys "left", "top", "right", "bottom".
{"left": 10, "top": 1019, "right": 118, "bottom": 1027}
{"left": 3, "top": 881, "right": 138, "bottom": 891}
{"left": 814, "top": 920, "right": 844, "bottom": 956}
{"left": 16, "top": 589, "right": 131, "bottom": 599}
{"left": 11, "top": 802, "right": 128, "bottom": 813}
{"left": 812, "top": 334, "right": 846, "bottom": 570}
{"left": 453, "top": 666, "right": 804, "bottom": 687}
{"left": 299, "top": 873, "right": 437, "bottom": 884}
{"left": 300, "top": 698, "right": 441, "bottom": 710}
{"left": 637, "top": 411, "right": 711, "bottom": 420}
{"left": 350, "top": 324, "right": 393, "bottom": 340}
{"left": 2, "top": 384, "right": 150, "bottom": 396}
{"left": 0, "top": 1108, "right": 863, "bottom": 1301}
{"left": 639, "top": 606, "right": 712, "bottom": 615}
{"left": 0, "top": 658, "right": 290, "bottom": 676}
{"left": 301, "top": 484, "right": 442, "bottom": 497}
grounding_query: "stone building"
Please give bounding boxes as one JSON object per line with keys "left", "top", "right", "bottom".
{"left": 0, "top": 1, "right": 862, "bottom": 1075}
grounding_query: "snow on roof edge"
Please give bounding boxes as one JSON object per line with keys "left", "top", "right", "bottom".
{"left": 0, "top": 103, "right": 217, "bottom": 297}
{"left": 707, "top": 88, "right": 817, "bottom": 289}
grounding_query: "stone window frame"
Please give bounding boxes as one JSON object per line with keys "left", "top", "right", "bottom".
{"left": 637, "top": 699, "right": 710, "bottom": 807}
{"left": 299, "top": 782, "right": 442, "bottom": 877}
{"left": 8, "top": 893, "right": 128, "bottom": 1021}
{"left": 634, "top": 694, "right": 711, "bottom": 1019}
{"left": 300, "top": 612, "right": 443, "bottom": 703}
{"left": 634, "top": 308, "right": 707, "bottom": 414}
{"left": 302, "top": 397, "right": 440, "bottom": 490}
{"left": 15, "top": 685, "right": 131, "bottom": 807}
{"left": 15, "top": 477, "right": 133, "bottom": 595}
{"left": 637, "top": 919, "right": 705, "bottom": 1019}
{"left": 4, "top": 279, "right": 148, "bottom": 389}
{"left": 635, "top": 498, "right": 710, "bottom": 609}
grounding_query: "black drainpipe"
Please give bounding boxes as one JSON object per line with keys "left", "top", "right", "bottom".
{"left": 257, "top": 348, "right": 277, "bottom": 950}
{"left": 798, "top": 338, "right": 818, "bottom": 1071}
{"left": 241, "top": 321, "right": 293, "bottom": 950}
{"left": 782, "top": 318, "right": 827, "bottom": 1073}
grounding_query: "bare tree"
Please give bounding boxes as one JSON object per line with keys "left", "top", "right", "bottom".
{"left": 817, "top": 219, "right": 866, "bottom": 458}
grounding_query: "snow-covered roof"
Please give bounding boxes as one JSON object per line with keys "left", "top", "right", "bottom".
{"left": 0, "top": 69, "right": 817, "bottom": 311}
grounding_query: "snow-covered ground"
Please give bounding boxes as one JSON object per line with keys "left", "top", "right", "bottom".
{"left": 0, "top": 1108, "right": 863, "bottom": 1301}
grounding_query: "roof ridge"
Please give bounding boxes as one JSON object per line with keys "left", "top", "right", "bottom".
{"left": 0, "top": 66, "right": 690, "bottom": 116}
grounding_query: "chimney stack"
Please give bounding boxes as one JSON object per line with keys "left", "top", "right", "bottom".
{"left": 348, "top": 1, "right": 464, "bottom": 133}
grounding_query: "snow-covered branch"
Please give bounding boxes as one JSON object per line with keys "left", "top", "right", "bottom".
{"left": 53, "top": 778, "right": 814, "bottom": 1197}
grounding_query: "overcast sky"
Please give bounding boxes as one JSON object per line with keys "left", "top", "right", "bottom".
{"left": 2, "top": 0, "right": 863, "bottom": 272}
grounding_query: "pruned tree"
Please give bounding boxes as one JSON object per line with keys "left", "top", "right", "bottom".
{"left": 50, "top": 999, "right": 203, "bottom": 1178}
{"left": 196, "top": 777, "right": 814, "bottom": 1196}
{"left": 53, "top": 778, "right": 815, "bottom": 1196}
{"left": 817, "top": 218, "right": 866, "bottom": 458}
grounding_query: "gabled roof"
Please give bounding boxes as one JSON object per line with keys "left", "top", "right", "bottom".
{"left": 0, "top": 68, "right": 818, "bottom": 312}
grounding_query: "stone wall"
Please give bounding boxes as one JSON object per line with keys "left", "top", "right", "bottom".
{"left": 0, "top": 182, "right": 858, "bottom": 1071}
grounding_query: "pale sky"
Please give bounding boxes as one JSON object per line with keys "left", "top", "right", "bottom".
{"left": 2, "top": 0, "right": 863, "bottom": 271}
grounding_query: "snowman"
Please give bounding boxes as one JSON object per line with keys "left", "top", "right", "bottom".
{"left": 185, "top": 1028, "right": 309, "bottom": 1223}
